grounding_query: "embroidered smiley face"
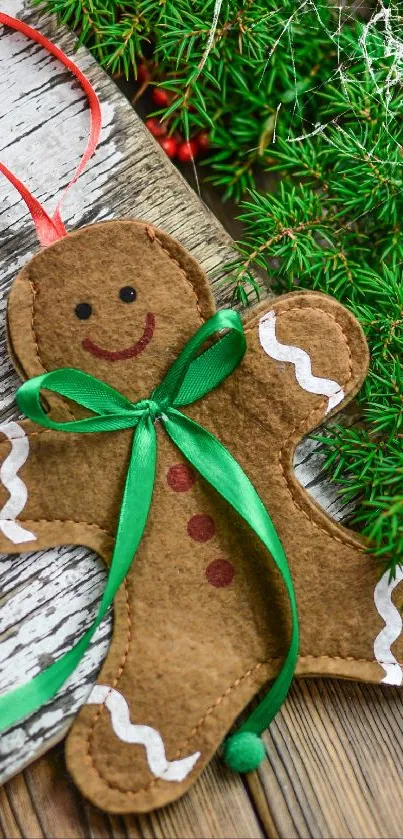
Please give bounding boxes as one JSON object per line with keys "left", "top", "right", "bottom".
{"left": 75, "top": 285, "right": 156, "bottom": 362}
{"left": 7, "top": 221, "right": 214, "bottom": 404}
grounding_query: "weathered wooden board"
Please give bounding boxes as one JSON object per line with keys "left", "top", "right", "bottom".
{"left": 1, "top": 744, "right": 265, "bottom": 839}
{"left": 1, "top": 3, "right": 402, "bottom": 838}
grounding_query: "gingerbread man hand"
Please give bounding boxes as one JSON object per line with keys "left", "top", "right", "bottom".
{"left": 1, "top": 221, "right": 398, "bottom": 814}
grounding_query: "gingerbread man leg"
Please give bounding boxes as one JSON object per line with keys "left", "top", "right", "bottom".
{"left": 66, "top": 420, "right": 293, "bottom": 812}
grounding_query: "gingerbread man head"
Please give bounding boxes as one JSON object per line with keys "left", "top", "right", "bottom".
{"left": 7, "top": 221, "right": 215, "bottom": 410}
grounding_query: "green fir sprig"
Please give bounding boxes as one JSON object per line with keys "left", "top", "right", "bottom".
{"left": 230, "top": 12, "right": 403, "bottom": 577}
{"left": 33, "top": 0, "right": 403, "bottom": 576}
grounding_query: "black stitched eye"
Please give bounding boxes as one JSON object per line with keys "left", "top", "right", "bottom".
{"left": 119, "top": 286, "right": 137, "bottom": 303}
{"left": 75, "top": 302, "right": 92, "bottom": 320}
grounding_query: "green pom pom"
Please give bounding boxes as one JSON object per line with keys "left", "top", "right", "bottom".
{"left": 223, "top": 731, "right": 266, "bottom": 773}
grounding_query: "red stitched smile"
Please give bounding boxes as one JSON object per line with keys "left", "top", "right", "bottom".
{"left": 82, "top": 313, "right": 155, "bottom": 362}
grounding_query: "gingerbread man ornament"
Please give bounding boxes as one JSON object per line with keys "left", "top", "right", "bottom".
{"left": 1, "top": 217, "right": 401, "bottom": 814}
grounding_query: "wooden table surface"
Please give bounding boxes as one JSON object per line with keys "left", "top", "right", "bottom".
{"left": 0, "top": 3, "right": 403, "bottom": 838}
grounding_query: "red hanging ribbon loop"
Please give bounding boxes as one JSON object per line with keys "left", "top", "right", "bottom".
{"left": 0, "top": 13, "right": 102, "bottom": 247}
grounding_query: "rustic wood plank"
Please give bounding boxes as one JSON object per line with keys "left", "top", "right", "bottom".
{"left": 22, "top": 748, "right": 91, "bottom": 839}
{"left": 83, "top": 803, "right": 125, "bottom": 839}
{"left": 253, "top": 678, "right": 403, "bottom": 838}
{"left": 0, "top": 783, "right": 23, "bottom": 839}
{"left": 132, "top": 758, "right": 264, "bottom": 839}
{"left": 246, "top": 771, "right": 279, "bottom": 839}
{"left": 4, "top": 744, "right": 263, "bottom": 839}
{"left": 2, "top": 772, "right": 43, "bottom": 839}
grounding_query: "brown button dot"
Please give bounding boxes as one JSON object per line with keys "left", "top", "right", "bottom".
{"left": 167, "top": 463, "right": 196, "bottom": 492}
{"left": 206, "top": 558, "right": 235, "bottom": 588}
{"left": 187, "top": 514, "right": 215, "bottom": 543}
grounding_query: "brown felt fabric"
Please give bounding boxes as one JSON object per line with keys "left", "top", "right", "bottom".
{"left": 1, "top": 220, "right": 393, "bottom": 815}
{"left": 7, "top": 221, "right": 214, "bottom": 418}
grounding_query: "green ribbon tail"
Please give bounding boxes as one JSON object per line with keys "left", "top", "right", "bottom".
{"left": 0, "top": 415, "right": 157, "bottom": 730}
{"left": 164, "top": 409, "right": 299, "bottom": 734}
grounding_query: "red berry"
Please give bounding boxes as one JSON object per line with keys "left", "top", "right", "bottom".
{"left": 137, "top": 63, "right": 150, "bottom": 84}
{"left": 177, "top": 140, "right": 199, "bottom": 163}
{"left": 197, "top": 131, "right": 210, "bottom": 151}
{"left": 158, "top": 136, "right": 178, "bottom": 159}
{"left": 152, "top": 87, "right": 169, "bottom": 107}
{"left": 145, "top": 118, "right": 167, "bottom": 138}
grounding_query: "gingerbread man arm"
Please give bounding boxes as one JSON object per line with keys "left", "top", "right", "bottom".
{"left": 242, "top": 290, "right": 368, "bottom": 434}
{"left": 191, "top": 289, "right": 370, "bottom": 555}
{"left": 191, "top": 289, "right": 368, "bottom": 499}
{"left": 0, "top": 419, "right": 118, "bottom": 560}
{"left": 236, "top": 290, "right": 369, "bottom": 540}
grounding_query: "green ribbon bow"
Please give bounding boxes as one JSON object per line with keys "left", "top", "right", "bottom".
{"left": 0, "top": 309, "right": 298, "bottom": 763}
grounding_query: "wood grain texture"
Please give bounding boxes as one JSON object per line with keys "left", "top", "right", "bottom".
{"left": 1, "top": 745, "right": 263, "bottom": 839}
{"left": 254, "top": 679, "right": 403, "bottom": 839}
{"left": 0, "top": 2, "right": 402, "bottom": 838}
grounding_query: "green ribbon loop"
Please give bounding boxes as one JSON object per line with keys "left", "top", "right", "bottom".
{"left": 0, "top": 309, "right": 299, "bottom": 746}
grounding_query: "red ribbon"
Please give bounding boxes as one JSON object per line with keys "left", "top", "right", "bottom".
{"left": 0, "top": 13, "right": 101, "bottom": 247}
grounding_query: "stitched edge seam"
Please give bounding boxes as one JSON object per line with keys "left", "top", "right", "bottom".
{"left": 15, "top": 518, "right": 114, "bottom": 538}
{"left": 86, "top": 578, "right": 132, "bottom": 771}
{"left": 153, "top": 233, "right": 205, "bottom": 323}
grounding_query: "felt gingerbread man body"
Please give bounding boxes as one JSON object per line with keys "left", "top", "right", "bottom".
{"left": 0, "top": 220, "right": 400, "bottom": 813}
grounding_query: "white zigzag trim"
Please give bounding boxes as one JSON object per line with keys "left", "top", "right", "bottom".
{"left": 0, "top": 422, "right": 35, "bottom": 544}
{"left": 87, "top": 685, "right": 201, "bottom": 782}
{"left": 374, "top": 567, "right": 403, "bottom": 686}
{"left": 258, "top": 310, "right": 345, "bottom": 414}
